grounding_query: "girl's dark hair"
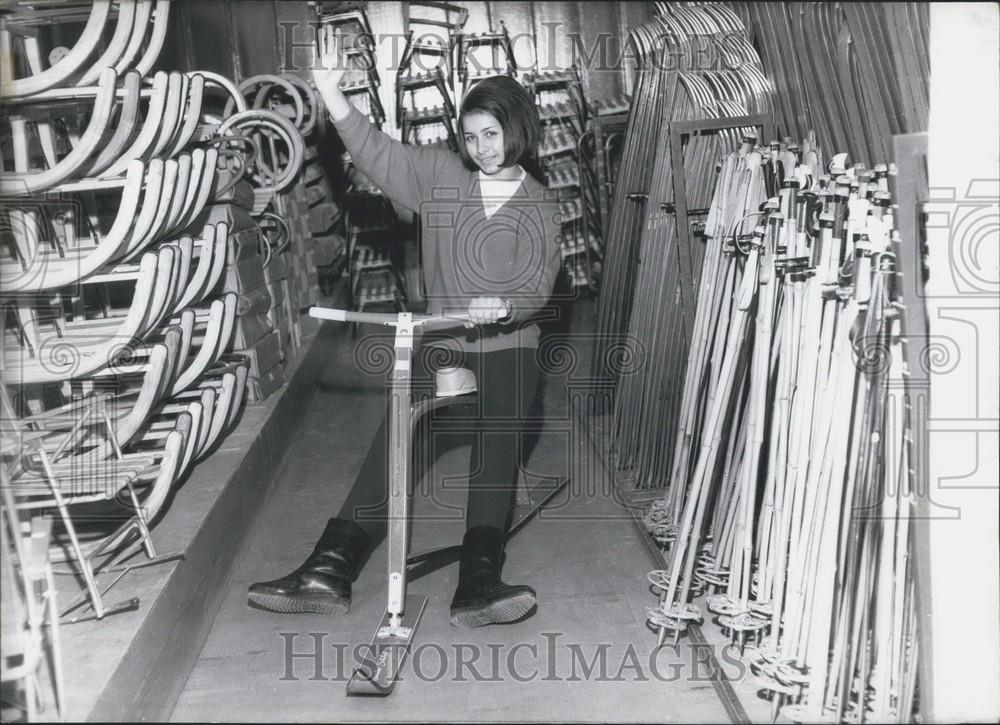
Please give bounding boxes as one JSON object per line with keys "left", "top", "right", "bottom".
{"left": 458, "top": 75, "right": 542, "bottom": 176}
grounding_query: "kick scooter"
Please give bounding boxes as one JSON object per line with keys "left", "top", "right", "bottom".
{"left": 309, "top": 304, "right": 570, "bottom": 696}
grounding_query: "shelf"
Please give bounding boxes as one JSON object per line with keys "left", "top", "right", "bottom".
{"left": 352, "top": 246, "right": 394, "bottom": 271}
{"left": 524, "top": 69, "right": 581, "bottom": 89}
{"left": 538, "top": 127, "right": 577, "bottom": 158}
{"left": 539, "top": 101, "right": 581, "bottom": 122}
{"left": 400, "top": 105, "right": 454, "bottom": 124}
{"left": 558, "top": 199, "right": 582, "bottom": 224}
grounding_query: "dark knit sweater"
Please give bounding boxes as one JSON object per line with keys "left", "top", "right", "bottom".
{"left": 333, "top": 106, "right": 562, "bottom": 351}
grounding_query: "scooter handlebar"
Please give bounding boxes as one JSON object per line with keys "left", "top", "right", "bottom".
{"left": 308, "top": 301, "right": 512, "bottom": 328}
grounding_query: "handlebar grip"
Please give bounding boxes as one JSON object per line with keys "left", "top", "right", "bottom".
{"left": 308, "top": 306, "right": 350, "bottom": 321}
{"left": 309, "top": 307, "right": 398, "bottom": 325}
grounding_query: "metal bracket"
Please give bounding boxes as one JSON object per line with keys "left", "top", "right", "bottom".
{"left": 376, "top": 623, "right": 413, "bottom": 639}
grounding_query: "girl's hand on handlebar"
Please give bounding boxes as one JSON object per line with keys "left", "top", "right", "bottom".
{"left": 465, "top": 297, "right": 512, "bottom": 328}
{"left": 312, "top": 25, "right": 348, "bottom": 93}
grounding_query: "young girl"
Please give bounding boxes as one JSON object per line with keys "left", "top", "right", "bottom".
{"left": 248, "top": 28, "right": 561, "bottom": 627}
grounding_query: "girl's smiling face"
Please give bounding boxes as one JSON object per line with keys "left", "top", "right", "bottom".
{"left": 462, "top": 111, "right": 507, "bottom": 175}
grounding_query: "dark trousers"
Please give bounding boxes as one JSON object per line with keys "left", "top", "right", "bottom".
{"left": 336, "top": 345, "right": 540, "bottom": 551}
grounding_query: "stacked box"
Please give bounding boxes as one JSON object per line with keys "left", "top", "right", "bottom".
{"left": 267, "top": 192, "right": 302, "bottom": 352}
{"left": 223, "top": 223, "right": 286, "bottom": 402}
{"left": 263, "top": 251, "right": 295, "bottom": 358}
{"left": 216, "top": 138, "right": 347, "bottom": 373}
{"left": 274, "top": 188, "right": 320, "bottom": 318}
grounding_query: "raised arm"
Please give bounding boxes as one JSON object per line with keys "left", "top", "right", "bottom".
{"left": 312, "top": 26, "right": 455, "bottom": 212}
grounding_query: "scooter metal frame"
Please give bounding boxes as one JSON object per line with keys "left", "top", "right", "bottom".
{"left": 310, "top": 305, "right": 481, "bottom": 696}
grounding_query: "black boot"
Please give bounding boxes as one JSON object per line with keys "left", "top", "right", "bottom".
{"left": 449, "top": 525, "right": 536, "bottom": 627}
{"left": 247, "top": 518, "right": 370, "bottom": 615}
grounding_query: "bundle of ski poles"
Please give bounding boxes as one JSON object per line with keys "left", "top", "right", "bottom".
{"left": 643, "top": 136, "right": 919, "bottom": 723}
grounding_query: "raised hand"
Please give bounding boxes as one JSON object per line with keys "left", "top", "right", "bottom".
{"left": 311, "top": 24, "right": 354, "bottom": 122}
{"left": 311, "top": 24, "right": 348, "bottom": 94}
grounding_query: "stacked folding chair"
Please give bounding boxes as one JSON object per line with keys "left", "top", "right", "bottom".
{"left": 318, "top": 0, "right": 385, "bottom": 131}
{"left": 396, "top": 1, "right": 466, "bottom": 150}
{"left": 455, "top": 11, "right": 516, "bottom": 98}
{"left": 314, "top": 2, "right": 411, "bottom": 314}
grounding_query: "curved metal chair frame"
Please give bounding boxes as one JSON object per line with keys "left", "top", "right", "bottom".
{"left": 0, "top": 1, "right": 112, "bottom": 99}
{"left": 1, "top": 67, "right": 118, "bottom": 194}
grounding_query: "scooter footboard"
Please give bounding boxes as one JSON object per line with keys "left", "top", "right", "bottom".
{"left": 346, "top": 594, "right": 428, "bottom": 696}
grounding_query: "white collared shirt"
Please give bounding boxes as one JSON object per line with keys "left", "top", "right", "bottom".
{"left": 479, "top": 168, "right": 527, "bottom": 218}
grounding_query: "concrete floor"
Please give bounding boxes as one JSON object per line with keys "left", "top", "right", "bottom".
{"left": 170, "top": 301, "right": 747, "bottom": 722}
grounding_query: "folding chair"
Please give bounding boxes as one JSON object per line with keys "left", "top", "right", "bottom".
{"left": 1, "top": 389, "right": 149, "bottom": 621}
{"left": 1, "top": 479, "right": 64, "bottom": 720}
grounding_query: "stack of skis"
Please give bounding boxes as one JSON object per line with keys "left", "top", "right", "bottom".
{"left": 591, "top": 2, "right": 773, "bottom": 490}
{"left": 737, "top": 2, "right": 929, "bottom": 165}
{"left": 644, "top": 136, "right": 919, "bottom": 723}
